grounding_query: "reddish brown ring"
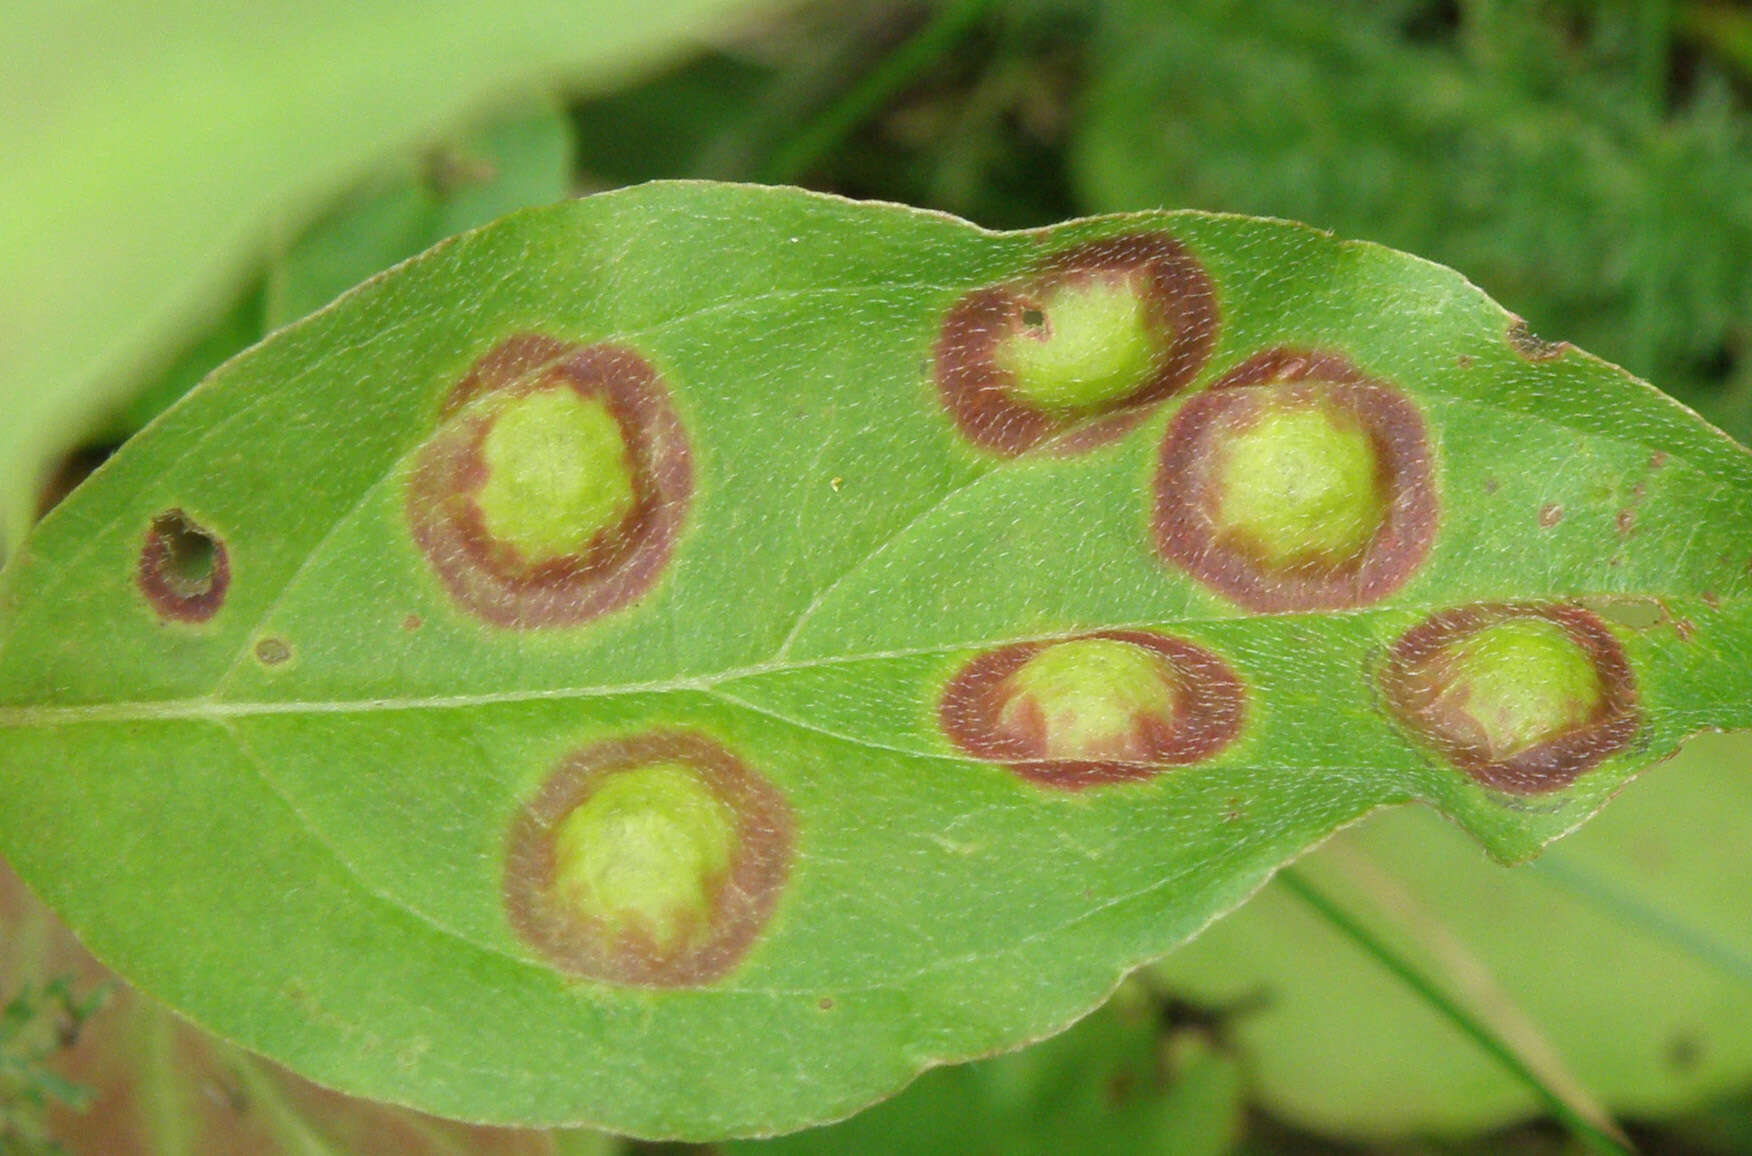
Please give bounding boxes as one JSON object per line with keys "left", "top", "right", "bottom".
{"left": 1152, "top": 348, "right": 1438, "bottom": 613}
{"left": 933, "top": 233, "right": 1218, "bottom": 456}
{"left": 1378, "top": 602, "right": 1640, "bottom": 795}
{"left": 137, "top": 509, "right": 229, "bottom": 623}
{"left": 938, "top": 629, "right": 1245, "bottom": 790}
{"left": 503, "top": 730, "right": 795, "bottom": 988}
{"left": 406, "top": 334, "right": 692, "bottom": 629}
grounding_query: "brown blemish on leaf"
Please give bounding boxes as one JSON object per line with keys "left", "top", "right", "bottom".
{"left": 1539, "top": 502, "right": 1563, "bottom": 528}
{"left": 1702, "top": 590, "right": 1720, "bottom": 609}
{"left": 1617, "top": 509, "right": 1637, "bottom": 539}
{"left": 938, "top": 630, "right": 1245, "bottom": 790}
{"left": 406, "top": 334, "right": 692, "bottom": 629}
{"left": 253, "top": 637, "right": 292, "bottom": 666}
{"left": 402, "top": 613, "right": 423, "bottom": 631}
{"left": 1379, "top": 603, "right": 1639, "bottom": 795}
{"left": 503, "top": 730, "right": 793, "bottom": 987}
{"left": 137, "top": 509, "right": 229, "bottom": 623}
{"left": 1649, "top": 451, "right": 1668, "bottom": 470}
{"left": 817, "top": 997, "right": 835, "bottom": 1011}
{"left": 1152, "top": 349, "right": 1439, "bottom": 612}
{"left": 1455, "top": 354, "right": 1474, "bottom": 369}
{"left": 1506, "top": 316, "right": 1570, "bottom": 360}
{"left": 932, "top": 232, "right": 1217, "bottom": 456}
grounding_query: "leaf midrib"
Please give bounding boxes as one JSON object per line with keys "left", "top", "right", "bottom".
{"left": 0, "top": 587, "right": 1734, "bottom": 728}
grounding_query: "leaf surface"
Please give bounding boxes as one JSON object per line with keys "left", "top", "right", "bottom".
{"left": 0, "top": 0, "right": 766, "bottom": 550}
{"left": 1154, "top": 730, "right": 1752, "bottom": 1137}
{"left": 0, "top": 856, "right": 618, "bottom": 1156}
{"left": 1071, "top": 0, "right": 1752, "bottom": 443}
{"left": 2, "top": 182, "right": 1751, "bottom": 1138}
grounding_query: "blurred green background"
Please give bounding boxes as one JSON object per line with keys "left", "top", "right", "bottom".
{"left": 6, "top": 0, "right": 1752, "bottom": 1153}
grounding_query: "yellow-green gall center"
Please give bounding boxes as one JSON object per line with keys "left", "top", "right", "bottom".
{"left": 999, "top": 638, "right": 1180, "bottom": 759}
{"left": 547, "top": 763, "right": 738, "bottom": 950}
{"left": 474, "top": 389, "right": 636, "bottom": 562}
{"left": 994, "top": 276, "right": 1159, "bottom": 413}
{"left": 1212, "top": 399, "right": 1385, "bottom": 568}
{"left": 1432, "top": 619, "right": 1605, "bottom": 758}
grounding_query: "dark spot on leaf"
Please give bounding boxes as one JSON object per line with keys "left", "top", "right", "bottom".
{"left": 817, "top": 997, "right": 834, "bottom": 1011}
{"left": 1668, "top": 1034, "right": 1702, "bottom": 1071}
{"left": 1702, "top": 590, "right": 1720, "bottom": 609}
{"left": 1455, "top": 354, "right": 1474, "bottom": 370}
{"left": 1506, "top": 317, "right": 1569, "bottom": 360}
{"left": 402, "top": 614, "right": 423, "bottom": 631}
{"left": 1379, "top": 603, "right": 1639, "bottom": 795}
{"left": 406, "top": 334, "right": 693, "bottom": 629}
{"left": 503, "top": 730, "right": 793, "bottom": 987}
{"left": 137, "top": 509, "right": 229, "bottom": 623}
{"left": 253, "top": 637, "right": 292, "bottom": 666}
{"left": 1539, "top": 502, "right": 1563, "bottom": 528}
{"left": 1152, "top": 349, "right": 1438, "bottom": 612}
{"left": 1673, "top": 617, "right": 1697, "bottom": 642}
{"left": 1617, "top": 509, "right": 1636, "bottom": 539}
{"left": 1649, "top": 451, "right": 1668, "bottom": 470}
{"left": 938, "top": 630, "right": 1245, "bottom": 789}
{"left": 932, "top": 232, "right": 1217, "bottom": 456}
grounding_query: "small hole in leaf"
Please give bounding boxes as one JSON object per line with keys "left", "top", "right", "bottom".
{"left": 1020, "top": 307, "right": 1045, "bottom": 328}
{"left": 138, "top": 509, "right": 229, "bottom": 623}
{"left": 161, "top": 521, "right": 217, "bottom": 587}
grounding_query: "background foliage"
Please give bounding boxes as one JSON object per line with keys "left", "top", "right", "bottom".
{"left": 5, "top": 0, "right": 1752, "bottom": 1152}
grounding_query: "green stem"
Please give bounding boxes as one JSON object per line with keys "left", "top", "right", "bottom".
{"left": 758, "top": 0, "right": 996, "bottom": 184}
{"left": 1277, "top": 865, "right": 1634, "bottom": 1156}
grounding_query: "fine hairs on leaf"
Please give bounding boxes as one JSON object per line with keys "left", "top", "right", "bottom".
{"left": 3, "top": 182, "right": 1752, "bottom": 1140}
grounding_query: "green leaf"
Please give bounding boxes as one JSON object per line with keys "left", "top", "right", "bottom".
{"left": 1071, "top": 0, "right": 1752, "bottom": 443}
{"left": 0, "top": 0, "right": 772, "bottom": 552}
{"left": 0, "top": 856, "right": 619, "bottom": 1156}
{"left": 726, "top": 982, "right": 1243, "bottom": 1156}
{"left": 264, "top": 101, "right": 578, "bottom": 331}
{"left": 2, "top": 182, "right": 1751, "bottom": 1138}
{"left": 1154, "top": 729, "right": 1752, "bottom": 1139}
